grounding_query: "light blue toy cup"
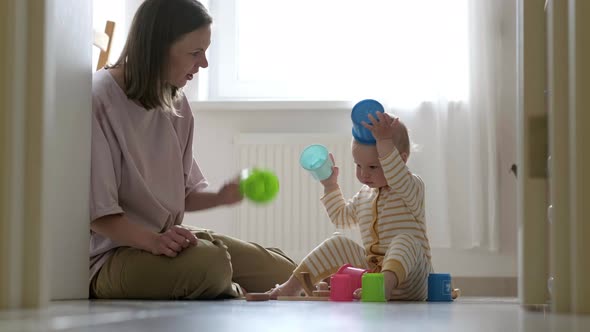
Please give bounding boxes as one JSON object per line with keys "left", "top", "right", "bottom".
{"left": 299, "top": 144, "right": 333, "bottom": 181}
{"left": 351, "top": 99, "right": 385, "bottom": 145}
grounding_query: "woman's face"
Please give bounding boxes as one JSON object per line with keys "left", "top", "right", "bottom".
{"left": 166, "top": 25, "right": 211, "bottom": 88}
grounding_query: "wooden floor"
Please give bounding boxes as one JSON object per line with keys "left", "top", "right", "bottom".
{"left": 0, "top": 297, "right": 588, "bottom": 332}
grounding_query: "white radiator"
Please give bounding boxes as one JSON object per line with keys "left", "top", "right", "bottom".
{"left": 233, "top": 133, "right": 362, "bottom": 262}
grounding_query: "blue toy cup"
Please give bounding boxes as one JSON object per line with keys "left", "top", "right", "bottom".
{"left": 351, "top": 99, "right": 385, "bottom": 145}
{"left": 299, "top": 144, "right": 333, "bottom": 181}
{"left": 427, "top": 273, "right": 453, "bottom": 302}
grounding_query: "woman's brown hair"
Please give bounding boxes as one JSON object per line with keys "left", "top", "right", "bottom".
{"left": 109, "top": 0, "right": 212, "bottom": 111}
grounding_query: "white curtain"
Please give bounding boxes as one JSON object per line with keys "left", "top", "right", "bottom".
{"left": 387, "top": 0, "right": 508, "bottom": 251}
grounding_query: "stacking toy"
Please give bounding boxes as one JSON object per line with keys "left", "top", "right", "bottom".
{"left": 427, "top": 273, "right": 453, "bottom": 302}
{"left": 299, "top": 144, "right": 333, "bottom": 181}
{"left": 351, "top": 99, "right": 385, "bottom": 145}
{"left": 336, "top": 264, "right": 369, "bottom": 292}
{"left": 330, "top": 274, "right": 353, "bottom": 302}
{"left": 361, "top": 273, "right": 386, "bottom": 302}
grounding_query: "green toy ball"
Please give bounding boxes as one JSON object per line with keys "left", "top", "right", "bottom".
{"left": 239, "top": 168, "right": 279, "bottom": 203}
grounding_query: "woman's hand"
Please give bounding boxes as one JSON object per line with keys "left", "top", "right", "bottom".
{"left": 185, "top": 179, "right": 243, "bottom": 211}
{"left": 320, "top": 153, "right": 340, "bottom": 194}
{"left": 216, "top": 180, "right": 243, "bottom": 206}
{"left": 150, "top": 225, "right": 198, "bottom": 258}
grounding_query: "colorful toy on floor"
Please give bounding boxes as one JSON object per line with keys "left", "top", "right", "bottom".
{"left": 239, "top": 168, "right": 279, "bottom": 203}
{"left": 330, "top": 274, "right": 354, "bottom": 302}
{"left": 361, "top": 273, "right": 386, "bottom": 302}
{"left": 249, "top": 267, "right": 462, "bottom": 303}
{"left": 427, "top": 273, "right": 460, "bottom": 301}
{"left": 337, "top": 264, "right": 369, "bottom": 292}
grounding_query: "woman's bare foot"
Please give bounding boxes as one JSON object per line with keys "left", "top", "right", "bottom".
{"left": 266, "top": 275, "right": 303, "bottom": 299}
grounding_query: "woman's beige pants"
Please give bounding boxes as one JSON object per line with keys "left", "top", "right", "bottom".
{"left": 90, "top": 227, "right": 297, "bottom": 300}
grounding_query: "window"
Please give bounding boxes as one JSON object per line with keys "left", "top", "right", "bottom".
{"left": 205, "top": 0, "right": 469, "bottom": 105}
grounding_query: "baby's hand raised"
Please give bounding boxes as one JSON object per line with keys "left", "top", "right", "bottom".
{"left": 362, "top": 112, "right": 397, "bottom": 141}
{"left": 320, "top": 153, "right": 339, "bottom": 193}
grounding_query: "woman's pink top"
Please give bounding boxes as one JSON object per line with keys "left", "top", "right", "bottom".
{"left": 90, "top": 69, "right": 208, "bottom": 281}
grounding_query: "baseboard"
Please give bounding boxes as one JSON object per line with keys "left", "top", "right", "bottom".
{"left": 452, "top": 277, "right": 517, "bottom": 297}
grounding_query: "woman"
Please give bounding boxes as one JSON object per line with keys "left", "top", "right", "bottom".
{"left": 90, "top": 0, "right": 296, "bottom": 299}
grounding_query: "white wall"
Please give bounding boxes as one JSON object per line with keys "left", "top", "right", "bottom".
{"left": 44, "top": 0, "right": 145, "bottom": 300}
{"left": 45, "top": 0, "right": 92, "bottom": 299}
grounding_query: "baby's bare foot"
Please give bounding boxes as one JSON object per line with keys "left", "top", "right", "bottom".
{"left": 266, "top": 284, "right": 300, "bottom": 299}
{"left": 266, "top": 276, "right": 303, "bottom": 299}
{"left": 266, "top": 285, "right": 283, "bottom": 300}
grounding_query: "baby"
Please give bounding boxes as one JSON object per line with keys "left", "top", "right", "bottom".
{"left": 269, "top": 112, "right": 432, "bottom": 300}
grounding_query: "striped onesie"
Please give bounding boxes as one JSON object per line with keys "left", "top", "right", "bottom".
{"left": 294, "top": 147, "right": 433, "bottom": 300}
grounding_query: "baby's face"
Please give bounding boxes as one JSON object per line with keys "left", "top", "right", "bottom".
{"left": 352, "top": 144, "right": 388, "bottom": 188}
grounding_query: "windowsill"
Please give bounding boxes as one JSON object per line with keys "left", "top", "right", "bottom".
{"left": 189, "top": 100, "right": 355, "bottom": 112}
